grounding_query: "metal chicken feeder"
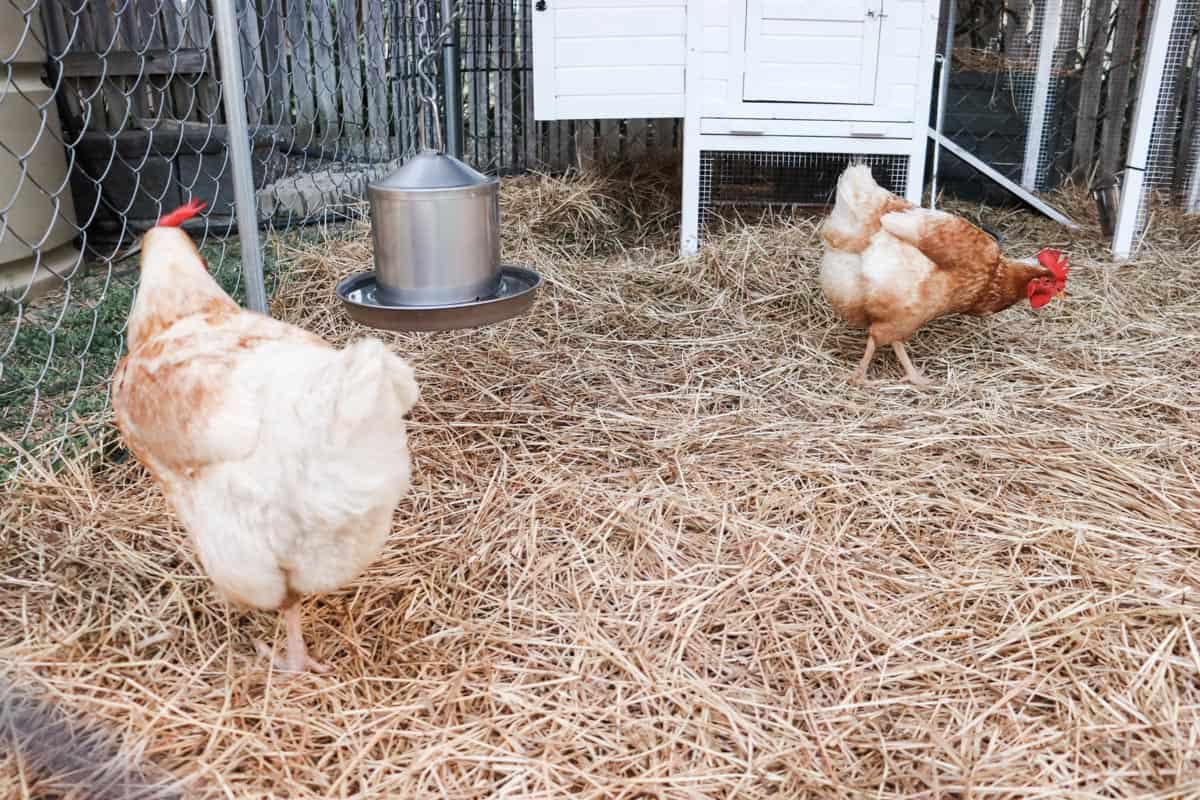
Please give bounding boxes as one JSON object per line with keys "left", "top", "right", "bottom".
{"left": 337, "top": 151, "right": 541, "bottom": 332}
{"left": 336, "top": 0, "right": 541, "bottom": 332}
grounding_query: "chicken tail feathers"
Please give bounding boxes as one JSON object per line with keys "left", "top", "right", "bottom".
{"left": 329, "top": 339, "right": 420, "bottom": 447}
{"left": 833, "top": 164, "right": 884, "bottom": 213}
{"left": 822, "top": 164, "right": 911, "bottom": 254}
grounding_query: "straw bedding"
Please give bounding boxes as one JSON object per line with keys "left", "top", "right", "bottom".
{"left": 2, "top": 168, "right": 1199, "bottom": 798}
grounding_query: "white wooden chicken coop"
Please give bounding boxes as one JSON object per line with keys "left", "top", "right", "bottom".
{"left": 531, "top": 0, "right": 942, "bottom": 255}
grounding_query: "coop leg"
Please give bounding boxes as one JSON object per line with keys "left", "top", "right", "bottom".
{"left": 904, "top": 149, "right": 926, "bottom": 206}
{"left": 680, "top": 123, "right": 701, "bottom": 257}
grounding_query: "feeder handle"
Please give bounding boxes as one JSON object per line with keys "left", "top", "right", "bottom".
{"left": 414, "top": 0, "right": 465, "bottom": 154}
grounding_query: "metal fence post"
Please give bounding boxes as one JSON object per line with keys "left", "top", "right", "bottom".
{"left": 930, "top": 0, "right": 956, "bottom": 209}
{"left": 211, "top": 0, "right": 268, "bottom": 314}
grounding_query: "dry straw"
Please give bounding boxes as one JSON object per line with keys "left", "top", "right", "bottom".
{"left": 2, "top": 166, "right": 1199, "bottom": 798}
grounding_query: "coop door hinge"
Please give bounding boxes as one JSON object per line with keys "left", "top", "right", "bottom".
{"left": 866, "top": 8, "right": 887, "bottom": 19}
{"left": 536, "top": 0, "right": 546, "bottom": 10}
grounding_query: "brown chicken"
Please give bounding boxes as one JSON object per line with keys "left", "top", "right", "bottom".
{"left": 819, "top": 165, "right": 1069, "bottom": 386}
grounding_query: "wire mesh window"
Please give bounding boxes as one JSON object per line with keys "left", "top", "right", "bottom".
{"left": 1, "top": 0, "right": 562, "bottom": 460}
{"left": 697, "top": 151, "right": 909, "bottom": 239}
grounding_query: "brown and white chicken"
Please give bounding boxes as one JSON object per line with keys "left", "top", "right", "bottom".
{"left": 819, "top": 164, "right": 1069, "bottom": 386}
{"left": 112, "top": 201, "right": 420, "bottom": 674}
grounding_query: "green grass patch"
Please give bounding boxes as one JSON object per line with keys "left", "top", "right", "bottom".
{"left": 1, "top": 233, "right": 302, "bottom": 476}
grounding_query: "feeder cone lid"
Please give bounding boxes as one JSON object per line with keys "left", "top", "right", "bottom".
{"left": 370, "top": 150, "right": 497, "bottom": 192}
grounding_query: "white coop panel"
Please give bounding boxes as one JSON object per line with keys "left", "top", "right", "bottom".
{"left": 531, "top": 0, "right": 687, "bottom": 120}
{"left": 742, "top": 0, "right": 884, "bottom": 105}
{"left": 528, "top": 0, "right": 940, "bottom": 255}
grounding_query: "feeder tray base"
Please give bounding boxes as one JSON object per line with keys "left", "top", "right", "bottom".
{"left": 336, "top": 265, "right": 543, "bottom": 332}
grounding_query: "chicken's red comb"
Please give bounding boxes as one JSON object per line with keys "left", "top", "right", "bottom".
{"left": 1037, "top": 248, "right": 1069, "bottom": 286}
{"left": 157, "top": 198, "right": 207, "bottom": 228}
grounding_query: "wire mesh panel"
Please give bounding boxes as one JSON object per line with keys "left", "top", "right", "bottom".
{"left": 1133, "top": 0, "right": 1200, "bottom": 235}
{"left": 940, "top": 0, "right": 1086, "bottom": 200}
{"left": 249, "top": 0, "right": 419, "bottom": 228}
{"left": 1183, "top": 41, "right": 1200, "bottom": 211}
{"left": 697, "top": 151, "right": 909, "bottom": 239}
{"left": 1018, "top": 0, "right": 1085, "bottom": 190}
{"left": 1, "top": 0, "right": 242, "bottom": 464}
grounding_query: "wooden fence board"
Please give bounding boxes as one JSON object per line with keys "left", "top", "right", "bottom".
{"left": 1174, "top": 31, "right": 1200, "bottom": 195}
{"left": 260, "top": 0, "right": 289, "bottom": 126}
{"left": 490, "top": 0, "right": 501, "bottom": 165}
{"left": 518, "top": 0, "right": 537, "bottom": 169}
{"left": 160, "top": 2, "right": 200, "bottom": 122}
{"left": 1100, "top": 0, "right": 1139, "bottom": 175}
{"left": 285, "top": 0, "right": 317, "bottom": 145}
{"left": 1072, "top": 0, "right": 1110, "bottom": 181}
{"left": 309, "top": 0, "right": 337, "bottom": 146}
{"left": 82, "top": 1, "right": 128, "bottom": 131}
{"left": 38, "top": 0, "right": 86, "bottom": 135}
{"left": 124, "top": 0, "right": 165, "bottom": 122}
{"left": 599, "top": 119, "right": 620, "bottom": 162}
{"left": 468, "top": 1, "right": 487, "bottom": 164}
{"left": 394, "top": 0, "right": 416, "bottom": 155}
{"left": 364, "top": 0, "right": 388, "bottom": 160}
{"left": 235, "top": 0, "right": 267, "bottom": 129}
{"left": 625, "top": 119, "right": 647, "bottom": 162}
{"left": 182, "top": 0, "right": 221, "bottom": 121}
{"left": 500, "top": 0, "right": 515, "bottom": 170}
{"left": 58, "top": 49, "right": 208, "bottom": 77}
{"left": 395, "top": 0, "right": 409, "bottom": 155}
{"left": 336, "top": 0, "right": 364, "bottom": 155}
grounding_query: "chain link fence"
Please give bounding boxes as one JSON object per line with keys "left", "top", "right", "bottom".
{"left": 2, "top": 0, "right": 1198, "bottom": 472}
{"left": 0, "top": 0, "right": 545, "bottom": 468}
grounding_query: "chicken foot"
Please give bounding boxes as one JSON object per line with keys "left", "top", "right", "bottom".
{"left": 849, "top": 336, "right": 933, "bottom": 387}
{"left": 254, "top": 604, "right": 331, "bottom": 675}
{"left": 891, "top": 342, "right": 933, "bottom": 387}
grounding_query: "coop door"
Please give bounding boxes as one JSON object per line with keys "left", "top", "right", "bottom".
{"left": 742, "top": 0, "right": 884, "bottom": 105}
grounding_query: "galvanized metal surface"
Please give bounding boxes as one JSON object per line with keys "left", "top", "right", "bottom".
{"left": 441, "top": 0, "right": 464, "bottom": 159}
{"left": 336, "top": 265, "right": 542, "bottom": 331}
{"left": 929, "top": 0, "right": 955, "bottom": 209}
{"left": 368, "top": 151, "right": 501, "bottom": 306}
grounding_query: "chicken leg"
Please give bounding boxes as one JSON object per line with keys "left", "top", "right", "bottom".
{"left": 848, "top": 336, "right": 879, "bottom": 386}
{"left": 254, "top": 605, "right": 331, "bottom": 674}
{"left": 892, "top": 342, "right": 932, "bottom": 387}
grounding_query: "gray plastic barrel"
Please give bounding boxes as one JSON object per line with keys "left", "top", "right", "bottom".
{"left": 0, "top": 4, "right": 80, "bottom": 300}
